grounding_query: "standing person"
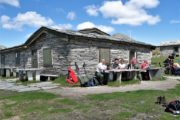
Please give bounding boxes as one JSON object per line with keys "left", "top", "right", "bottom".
{"left": 95, "top": 59, "right": 107, "bottom": 85}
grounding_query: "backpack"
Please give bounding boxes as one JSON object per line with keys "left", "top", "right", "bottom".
{"left": 165, "top": 100, "right": 180, "bottom": 115}
{"left": 79, "top": 75, "right": 98, "bottom": 87}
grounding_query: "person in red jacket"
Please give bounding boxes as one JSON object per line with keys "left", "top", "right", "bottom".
{"left": 140, "top": 60, "right": 150, "bottom": 80}
{"left": 141, "top": 60, "right": 149, "bottom": 70}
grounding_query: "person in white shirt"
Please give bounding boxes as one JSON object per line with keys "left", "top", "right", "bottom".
{"left": 119, "top": 58, "right": 127, "bottom": 69}
{"left": 96, "top": 59, "right": 107, "bottom": 72}
{"left": 95, "top": 59, "right": 107, "bottom": 85}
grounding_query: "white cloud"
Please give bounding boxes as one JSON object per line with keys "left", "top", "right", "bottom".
{"left": 87, "top": 0, "right": 160, "bottom": 26}
{"left": 170, "top": 20, "right": 180, "bottom": 24}
{"left": 51, "top": 24, "right": 72, "bottom": 30}
{"left": 0, "top": 0, "right": 20, "bottom": 7}
{"left": 127, "top": 0, "right": 159, "bottom": 8}
{"left": 77, "top": 21, "right": 114, "bottom": 33}
{"left": 67, "top": 11, "right": 76, "bottom": 20}
{"left": 85, "top": 5, "right": 99, "bottom": 16}
{"left": 0, "top": 11, "right": 73, "bottom": 30}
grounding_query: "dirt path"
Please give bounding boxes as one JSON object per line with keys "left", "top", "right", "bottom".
{"left": 45, "top": 76, "right": 180, "bottom": 97}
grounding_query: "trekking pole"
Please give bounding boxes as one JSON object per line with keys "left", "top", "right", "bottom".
{"left": 75, "top": 62, "right": 80, "bottom": 75}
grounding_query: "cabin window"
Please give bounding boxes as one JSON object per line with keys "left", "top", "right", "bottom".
{"left": 43, "top": 48, "right": 52, "bottom": 67}
{"left": 1, "top": 55, "right": 5, "bottom": 67}
{"left": 15, "top": 52, "right": 20, "bottom": 66}
{"left": 99, "top": 48, "right": 110, "bottom": 64}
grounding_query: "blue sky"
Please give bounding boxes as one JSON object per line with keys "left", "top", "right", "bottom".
{"left": 0, "top": 0, "right": 180, "bottom": 47}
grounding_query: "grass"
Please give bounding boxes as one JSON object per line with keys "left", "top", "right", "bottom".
{"left": 0, "top": 83, "right": 180, "bottom": 119}
{"left": 87, "top": 85, "right": 180, "bottom": 120}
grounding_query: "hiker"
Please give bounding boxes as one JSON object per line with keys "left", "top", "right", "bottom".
{"left": 112, "top": 58, "right": 120, "bottom": 69}
{"left": 119, "top": 58, "right": 127, "bottom": 69}
{"left": 173, "top": 60, "right": 180, "bottom": 75}
{"left": 110, "top": 58, "right": 120, "bottom": 81}
{"left": 140, "top": 60, "right": 150, "bottom": 80}
{"left": 95, "top": 59, "right": 107, "bottom": 85}
{"left": 163, "top": 55, "right": 174, "bottom": 74}
{"left": 140, "top": 60, "right": 149, "bottom": 70}
{"left": 130, "top": 57, "right": 139, "bottom": 69}
{"left": 119, "top": 58, "right": 129, "bottom": 80}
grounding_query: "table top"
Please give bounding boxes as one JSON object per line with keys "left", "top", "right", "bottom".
{"left": 105, "top": 69, "right": 146, "bottom": 73}
{"left": 16, "top": 68, "right": 43, "bottom": 71}
{"left": 105, "top": 67, "right": 161, "bottom": 73}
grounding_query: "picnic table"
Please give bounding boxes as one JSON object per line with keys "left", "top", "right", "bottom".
{"left": 105, "top": 69, "right": 146, "bottom": 84}
{"left": 16, "top": 68, "right": 43, "bottom": 81}
{"left": 146, "top": 67, "right": 162, "bottom": 80}
{"left": 105, "top": 68, "right": 161, "bottom": 83}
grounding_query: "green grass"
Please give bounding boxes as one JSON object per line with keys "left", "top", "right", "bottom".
{"left": 151, "top": 56, "right": 167, "bottom": 67}
{"left": 87, "top": 85, "right": 180, "bottom": 119}
{"left": 151, "top": 55, "right": 180, "bottom": 67}
{"left": 0, "top": 82, "right": 180, "bottom": 119}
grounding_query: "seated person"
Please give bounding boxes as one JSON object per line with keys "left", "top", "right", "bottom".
{"left": 110, "top": 58, "right": 119, "bottom": 81}
{"left": 140, "top": 60, "right": 150, "bottom": 80}
{"left": 119, "top": 58, "right": 128, "bottom": 80}
{"left": 163, "top": 56, "right": 174, "bottom": 74}
{"left": 173, "top": 60, "right": 180, "bottom": 75}
{"left": 112, "top": 58, "right": 120, "bottom": 69}
{"left": 95, "top": 59, "right": 107, "bottom": 85}
{"left": 119, "top": 58, "right": 127, "bottom": 69}
{"left": 140, "top": 60, "right": 149, "bottom": 70}
{"left": 130, "top": 57, "right": 139, "bottom": 69}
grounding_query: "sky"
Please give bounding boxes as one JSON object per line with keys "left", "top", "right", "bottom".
{"left": 0, "top": 0, "right": 180, "bottom": 47}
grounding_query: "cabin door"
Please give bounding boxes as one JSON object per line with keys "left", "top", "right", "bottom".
{"left": 129, "top": 50, "right": 136, "bottom": 63}
{"left": 32, "top": 50, "right": 38, "bottom": 68}
{"left": 99, "top": 48, "right": 110, "bottom": 64}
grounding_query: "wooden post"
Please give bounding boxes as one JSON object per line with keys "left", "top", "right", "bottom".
{"left": 117, "top": 72, "right": 122, "bottom": 85}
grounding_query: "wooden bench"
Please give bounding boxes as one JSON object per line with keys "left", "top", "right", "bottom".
{"left": 40, "top": 74, "right": 59, "bottom": 81}
{"left": 16, "top": 68, "right": 42, "bottom": 81}
{"left": 105, "top": 69, "right": 146, "bottom": 83}
{"left": 0, "top": 67, "right": 17, "bottom": 77}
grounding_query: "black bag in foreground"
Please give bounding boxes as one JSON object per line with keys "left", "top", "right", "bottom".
{"left": 165, "top": 100, "right": 180, "bottom": 115}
